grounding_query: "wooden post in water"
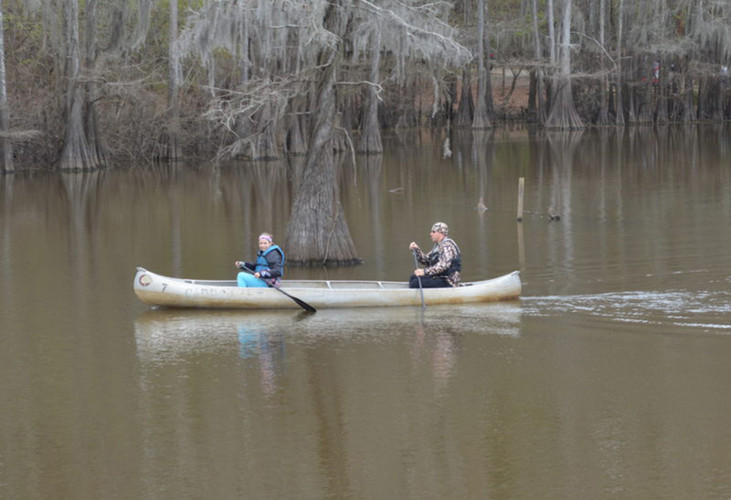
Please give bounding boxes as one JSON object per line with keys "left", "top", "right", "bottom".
{"left": 517, "top": 220, "right": 525, "bottom": 271}
{"left": 516, "top": 177, "right": 525, "bottom": 222}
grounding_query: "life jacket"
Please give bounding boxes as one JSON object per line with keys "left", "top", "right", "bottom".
{"left": 255, "top": 244, "right": 285, "bottom": 275}
{"left": 427, "top": 238, "right": 461, "bottom": 276}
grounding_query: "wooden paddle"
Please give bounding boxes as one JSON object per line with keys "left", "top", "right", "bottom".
{"left": 412, "top": 249, "right": 426, "bottom": 309}
{"left": 239, "top": 265, "right": 316, "bottom": 313}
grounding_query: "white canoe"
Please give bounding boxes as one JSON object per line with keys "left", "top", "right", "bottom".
{"left": 133, "top": 267, "right": 521, "bottom": 310}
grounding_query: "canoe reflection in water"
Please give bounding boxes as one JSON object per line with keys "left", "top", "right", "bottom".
{"left": 134, "top": 305, "right": 521, "bottom": 395}
{"left": 134, "top": 306, "right": 519, "bottom": 359}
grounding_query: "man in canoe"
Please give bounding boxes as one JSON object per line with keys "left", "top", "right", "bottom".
{"left": 234, "top": 233, "right": 285, "bottom": 287}
{"left": 409, "top": 222, "right": 462, "bottom": 288}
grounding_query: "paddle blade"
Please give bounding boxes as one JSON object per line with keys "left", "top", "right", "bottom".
{"left": 272, "top": 284, "right": 317, "bottom": 313}
{"left": 292, "top": 296, "right": 317, "bottom": 313}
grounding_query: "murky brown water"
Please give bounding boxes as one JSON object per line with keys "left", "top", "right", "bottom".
{"left": 2, "top": 126, "right": 730, "bottom": 499}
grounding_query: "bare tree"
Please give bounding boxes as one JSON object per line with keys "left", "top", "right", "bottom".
{"left": 615, "top": 0, "right": 626, "bottom": 125}
{"left": 285, "top": 1, "right": 359, "bottom": 265}
{"left": 545, "top": 0, "right": 583, "bottom": 129}
{"left": 154, "top": 0, "right": 182, "bottom": 161}
{"left": 529, "top": 0, "right": 546, "bottom": 125}
{"left": 595, "top": 0, "right": 610, "bottom": 125}
{"left": 82, "top": 0, "right": 107, "bottom": 167}
{"left": 59, "top": 0, "right": 101, "bottom": 171}
{"left": 454, "top": 67, "right": 473, "bottom": 127}
{"left": 358, "top": 26, "right": 383, "bottom": 154}
{"left": 546, "top": 0, "right": 557, "bottom": 111}
{"left": 472, "top": 0, "right": 492, "bottom": 129}
{"left": 177, "top": 0, "right": 468, "bottom": 263}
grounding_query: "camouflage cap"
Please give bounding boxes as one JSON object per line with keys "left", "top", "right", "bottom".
{"left": 431, "top": 222, "right": 449, "bottom": 236}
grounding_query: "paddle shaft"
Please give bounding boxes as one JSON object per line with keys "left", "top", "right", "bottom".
{"left": 239, "top": 265, "right": 316, "bottom": 313}
{"left": 412, "top": 250, "right": 426, "bottom": 309}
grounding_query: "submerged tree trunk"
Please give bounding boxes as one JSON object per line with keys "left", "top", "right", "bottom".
{"left": 679, "top": 74, "right": 693, "bottom": 123}
{"left": 358, "top": 27, "right": 383, "bottom": 153}
{"left": 545, "top": 0, "right": 557, "bottom": 114}
{"left": 83, "top": 0, "right": 107, "bottom": 167}
{"left": 713, "top": 77, "right": 723, "bottom": 121}
{"left": 235, "top": 14, "right": 251, "bottom": 149}
{"left": 454, "top": 67, "right": 473, "bottom": 127}
{"left": 596, "top": 0, "right": 610, "bottom": 125}
{"left": 285, "top": 4, "right": 359, "bottom": 266}
{"left": 155, "top": 0, "right": 181, "bottom": 161}
{"left": 59, "top": 0, "right": 101, "bottom": 171}
{"left": 636, "top": 57, "right": 654, "bottom": 123}
{"left": 472, "top": 0, "right": 492, "bottom": 129}
{"left": 545, "top": 0, "right": 583, "bottom": 129}
{"left": 655, "top": 57, "right": 669, "bottom": 123}
{"left": 0, "top": 0, "right": 12, "bottom": 172}
{"left": 529, "top": 0, "right": 546, "bottom": 125}
{"left": 615, "top": 0, "right": 625, "bottom": 125}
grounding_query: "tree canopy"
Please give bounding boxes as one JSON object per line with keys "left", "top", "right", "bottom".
{"left": 2, "top": 0, "right": 730, "bottom": 169}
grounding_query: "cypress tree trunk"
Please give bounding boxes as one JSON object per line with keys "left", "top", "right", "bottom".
{"left": 636, "top": 57, "right": 653, "bottom": 123}
{"left": 59, "top": 0, "right": 102, "bottom": 171}
{"left": 626, "top": 59, "right": 637, "bottom": 123}
{"left": 285, "top": 2, "right": 359, "bottom": 266}
{"left": 714, "top": 77, "right": 723, "bottom": 121}
{"left": 529, "top": 0, "right": 546, "bottom": 125}
{"left": 615, "top": 0, "right": 625, "bottom": 125}
{"left": 331, "top": 99, "right": 352, "bottom": 153}
{"left": 655, "top": 57, "right": 669, "bottom": 123}
{"left": 596, "top": 0, "right": 610, "bottom": 125}
{"left": 0, "top": 0, "right": 12, "bottom": 172}
{"left": 545, "top": 0, "right": 583, "bottom": 130}
{"left": 155, "top": 0, "right": 181, "bottom": 162}
{"left": 250, "top": 100, "right": 279, "bottom": 160}
{"left": 286, "top": 109, "right": 308, "bottom": 156}
{"left": 235, "top": 15, "right": 251, "bottom": 150}
{"left": 472, "top": 0, "right": 492, "bottom": 129}
{"left": 680, "top": 74, "right": 693, "bottom": 123}
{"left": 286, "top": 29, "right": 307, "bottom": 156}
{"left": 454, "top": 68, "right": 473, "bottom": 127}
{"left": 83, "top": 0, "right": 107, "bottom": 167}
{"left": 358, "top": 27, "right": 383, "bottom": 154}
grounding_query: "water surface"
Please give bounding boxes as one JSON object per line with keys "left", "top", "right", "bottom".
{"left": 1, "top": 126, "right": 730, "bottom": 499}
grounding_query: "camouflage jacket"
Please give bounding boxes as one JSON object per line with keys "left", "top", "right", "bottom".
{"left": 414, "top": 238, "right": 461, "bottom": 286}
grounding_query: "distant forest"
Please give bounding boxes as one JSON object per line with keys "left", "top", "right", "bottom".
{"left": 1, "top": 0, "right": 730, "bottom": 173}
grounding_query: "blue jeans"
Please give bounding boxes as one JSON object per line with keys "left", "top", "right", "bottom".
{"left": 237, "top": 272, "right": 268, "bottom": 288}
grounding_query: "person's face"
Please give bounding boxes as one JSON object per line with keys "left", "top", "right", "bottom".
{"left": 430, "top": 230, "right": 443, "bottom": 242}
{"left": 259, "top": 239, "right": 272, "bottom": 251}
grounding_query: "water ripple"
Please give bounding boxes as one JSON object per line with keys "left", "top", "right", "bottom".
{"left": 521, "top": 290, "right": 731, "bottom": 334}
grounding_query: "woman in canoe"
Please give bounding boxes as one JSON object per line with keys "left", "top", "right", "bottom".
{"left": 408, "top": 222, "right": 461, "bottom": 288}
{"left": 234, "top": 233, "right": 285, "bottom": 287}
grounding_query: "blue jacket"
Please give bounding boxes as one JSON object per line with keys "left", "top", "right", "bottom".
{"left": 244, "top": 244, "right": 284, "bottom": 279}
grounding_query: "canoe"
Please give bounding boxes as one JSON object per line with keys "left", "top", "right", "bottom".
{"left": 133, "top": 267, "right": 521, "bottom": 310}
